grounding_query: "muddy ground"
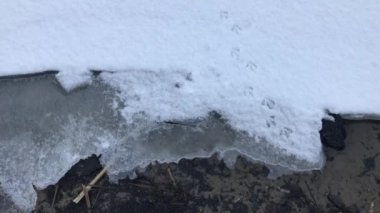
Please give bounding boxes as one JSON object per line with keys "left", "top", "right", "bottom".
{"left": 29, "top": 120, "right": 380, "bottom": 212}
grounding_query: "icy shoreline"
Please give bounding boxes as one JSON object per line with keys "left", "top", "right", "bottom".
{"left": 33, "top": 119, "right": 380, "bottom": 212}
{"left": 0, "top": 73, "right": 322, "bottom": 211}
{"left": 1, "top": 1, "right": 380, "bottom": 210}
{"left": 0, "top": 72, "right": 377, "bottom": 211}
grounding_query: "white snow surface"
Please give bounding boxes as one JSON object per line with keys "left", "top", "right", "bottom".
{"left": 55, "top": 70, "right": 92, "bottom": 92}
{"left": 1, "top": 0, "right": 380, "bottom": 210}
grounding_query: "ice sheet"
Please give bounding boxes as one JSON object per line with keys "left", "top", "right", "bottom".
{"left": 0, "top": 76, "right": 322, "bottom": 210}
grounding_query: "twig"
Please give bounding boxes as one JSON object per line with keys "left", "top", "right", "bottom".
{"left": 82, "top": 185, "right": 91, "bottom": 213}
{"left": 89, "top": 183, "right": 151, "bottom": 190}
{"left": 73, "top": 167, "right": 107, "bottom": 204}
{"left": 304, "top": 181, "right": 318, "bottom": 206}
{"left": 276, "top": 186, "right": 290, "bottom": 194}
{"left": 92, "top": 187, "right": 102, "bottom": 208}
{"left": 217, "top": 194, "right": 222, "bottom": 213}
{"left": 89, "top": 185, "right": 120, "bottom": 190}
{"left": 167, "top": 167, "right": 177, "bottom": 187}
{"left": 369, "top": 201, "right": 374, "bottom": 213}
{"left": 128, "top": 182, "right": 152, "bottom": 189}
{"left": 51, "top": 184, "right": 59, "bottom": 207}
{"left": 327, "top": 193, "right": 348, "bottom": 212}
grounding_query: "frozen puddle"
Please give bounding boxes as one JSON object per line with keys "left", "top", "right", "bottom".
{"left": 0, "top": 73, "right": 322, "bottom": 210}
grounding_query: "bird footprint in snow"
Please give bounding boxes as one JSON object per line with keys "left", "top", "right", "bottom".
{"left": 246, "top": 61, "right": 258, "bottom": 72}
{"left": 231, "top": 24, "right": 242, "bottom": 34}
{"left": 266, "top": 115, "right": 276, "bottom": 128}
{"left": 280, "top": 127, "right": 293, "bottom": 138}
{"left": 230, "top": 47, "right": 240, "bottom": 59}
{"left": 220, "top": 11, "right": 229, "bottom": 20}
{"left": 244, "top": 86, "right": 254, "bottom": 96}
{"left": 261, "top": 98, "right": 275, "bottom": 110}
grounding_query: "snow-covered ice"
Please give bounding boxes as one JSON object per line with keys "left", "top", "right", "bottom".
{"left": 1, "top": 0, "right": 380, "bottom": 210}
{"left": 0, "top": 76, "right": 319, "bottom": 210}
{"left": 55, "top": 70, "right": 92, "bottom": 92}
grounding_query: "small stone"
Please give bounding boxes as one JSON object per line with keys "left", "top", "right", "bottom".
{"left": 320, "top": 114, "right": 347, "bottom": 150}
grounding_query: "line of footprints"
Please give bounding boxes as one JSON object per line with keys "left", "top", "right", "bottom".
{"left": 220, "top": 10, "right": 258, "bottom": 73}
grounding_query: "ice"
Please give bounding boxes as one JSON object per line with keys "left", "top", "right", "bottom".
{"left": 0, "top": 76, "right": 323, "bottom": 211}
{"left": 55, "top": 71, "right": 92, "bottom": 92}
{"left": 0, "top": 77, "right": 121, "bottom": 210}
{"left": 100, "top": 70, "right": 324, "bottom": 164}
{"left": 0, "top": 0, "right": 380, "bottom": 211}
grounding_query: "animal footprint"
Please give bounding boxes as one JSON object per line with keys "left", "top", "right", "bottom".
{"left": 231, "top": 24, "right": 242, "bottom": 34}
{"left": 209, "top": 67, "right": 221, "bottom": 78}
{"left": 246, "top": 61, "right": 258, "bottom": 72}
{"left": 220, "top": 11, "right": 229, "bottom": 20}
{"left": 261, "top": 98, "right": 275, "bottom": 110}
{"left": 280, "top": 127, "right": 293, "bottom": 138}
{"left": 174, "top": 82, "right": 183, "bottom": 88}
{"left": 185, "top": 72, "right": 193, "bottom": 81}
{"left": 244, "top": 86, "right": 254, "bottom": 96}
{"left": 266, "top": 115, "right": 276, "bottom": 128}
{"left": 230, "top": 47, "right": 240, "bottom": 59}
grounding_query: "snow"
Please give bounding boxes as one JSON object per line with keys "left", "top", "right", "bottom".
{"left": 55, "top": 70, "right": 92, "bottom": 92}
{"left": 100, "top": 70, "right": 324, "bottom": 164}
{"left": 1, "top": 0, "right": 380, "bottom": 211}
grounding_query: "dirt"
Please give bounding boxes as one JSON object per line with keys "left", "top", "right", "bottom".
{"left": 33, "top": 120, "right": 380, "bottom": 213}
